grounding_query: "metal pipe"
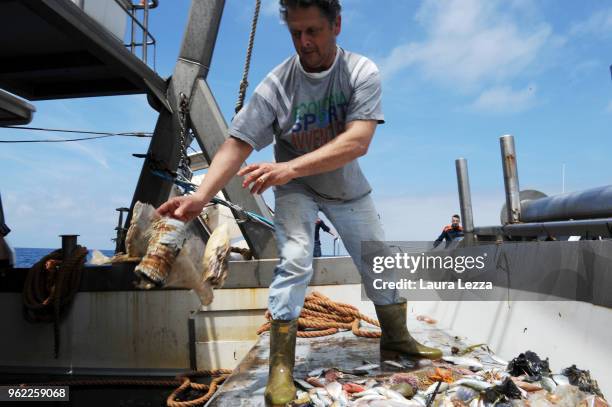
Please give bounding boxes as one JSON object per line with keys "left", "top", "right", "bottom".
{"left": 475, "top": 217, "right": 612, "bottom": 238}
{"left": 455, "top": 158, "right": 475, "bottom": 245}
{"left": 142, "top": 0, "right": 149, "bottom": 62}
{"left": 130, "top": 7, "right": 136, "bottom": 53}
{"left": 115, "top": 207, "right": 130, "bottom": 253}
{"left": 60, "top": 235, "right": 79, "bottom": 261}
{"left": 500, "top": 135, "right": 521, "bottom": 224}
{"left": 521, "top": 185, "right": 612, "bottom": 222}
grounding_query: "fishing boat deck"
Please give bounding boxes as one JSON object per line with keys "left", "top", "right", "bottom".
{"left": 204, "top": 322, "right": 495, "bottom": 406}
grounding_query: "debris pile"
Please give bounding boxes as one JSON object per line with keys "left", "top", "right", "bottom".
{"left": 289, "top": 350, "right": 608, "bottom": 406}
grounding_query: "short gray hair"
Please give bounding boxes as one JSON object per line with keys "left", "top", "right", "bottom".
{"left": 279, "top": 0, "right": 341, "bottom": 24}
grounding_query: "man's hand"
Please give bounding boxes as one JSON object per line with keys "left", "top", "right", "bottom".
{"left": 156, "top": 194, "right": 208, "bottom": 222}
{"left": 238, "top": 162, "right": 297, "bottom": 194}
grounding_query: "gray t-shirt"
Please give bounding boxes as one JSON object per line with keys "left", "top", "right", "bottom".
{"left": 229, "top": 47, "right": 384, "bottom": 201}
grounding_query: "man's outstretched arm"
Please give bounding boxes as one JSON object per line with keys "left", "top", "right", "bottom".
{"left": 157, "top": 137, "right": 253, "bottom": 221}
{"left": 239, "top": 120, "right": 377, "bottom": 194}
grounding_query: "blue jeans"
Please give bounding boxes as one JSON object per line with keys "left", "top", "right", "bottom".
{"left": 268, "top": 183, "right": 400, "bottom": 320}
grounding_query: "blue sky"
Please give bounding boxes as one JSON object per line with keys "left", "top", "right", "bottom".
{"left": 1, "top": 0, "right": 611, "bottom": 250}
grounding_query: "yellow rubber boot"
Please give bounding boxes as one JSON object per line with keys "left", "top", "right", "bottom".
{"left": 264, "top": 319, "right": 298, "bottom": 406}
{"left": 375, "top": 299, "right": 442, "bottom": 360}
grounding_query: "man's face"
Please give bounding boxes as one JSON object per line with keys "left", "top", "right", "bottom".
{"left": 451, "top": 217, "right": 460, "bottom": 227}
{"left": 286, "top": 6, "right": 341, "bottom": 73}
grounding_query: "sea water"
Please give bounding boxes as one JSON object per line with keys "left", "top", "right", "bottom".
{"left": 14, "top": 247, "right": 115, "bottom": 268}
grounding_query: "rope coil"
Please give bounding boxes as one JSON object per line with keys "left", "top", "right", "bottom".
{"left": 257, "top": 291, "right": 381, "bottom": 338}
{"left": 166, "top": 369, "right": 233, "bottom": 407}
{"left": 22, "top": 246, "right": 88, "bottom": 358}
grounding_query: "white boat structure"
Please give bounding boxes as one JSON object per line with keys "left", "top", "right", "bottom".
{"left": 0, "top": 1, "right": 610, "bottom": 405}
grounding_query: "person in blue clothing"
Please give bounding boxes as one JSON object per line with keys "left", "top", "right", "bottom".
{"left": 433, "top": 214, "right": 464, "bottom": 248}
{"left": 313, "top": 217, "right": 337, "bottom": 257}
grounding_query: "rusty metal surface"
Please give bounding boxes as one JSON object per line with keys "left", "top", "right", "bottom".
{"left": 204, "top": 327, "right": 467, "bottom": 406}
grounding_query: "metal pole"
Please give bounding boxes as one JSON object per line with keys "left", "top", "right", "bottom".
{"left": 521, "top": 185, "right": 612, "bottom": 222}
{"left": 500, "top": 135, "right": 521, "bottom": 224}
{"left": 128, "top": 0, "right": 225, "bottom": 211}
{"left": 130, "top": 6, "right": 136, "bottom": 53}
{"left": 60, "top": 234, "right": 79, "bottom": 261}
{"left": 455, "top": 158, "right": 475, "bottom": 245}
{"left": 142, "top": 0, "right": 149, "bottom": 62}
{"left": 115, "top": 207, "right": 129, "bottom": 253}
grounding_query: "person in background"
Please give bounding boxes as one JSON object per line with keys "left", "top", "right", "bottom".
{"left": 313, "top": 217, "right": 337, "bottom": 257}
{"left": 433, "top": 214, "right": 464, "bottom": 248}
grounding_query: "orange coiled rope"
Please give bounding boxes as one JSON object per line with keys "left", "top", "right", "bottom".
{"left": 166, "top": 369, "right": 233, "bottom": 407}
{"left": 257, "top": 291, "right": 381, "bottom": 338}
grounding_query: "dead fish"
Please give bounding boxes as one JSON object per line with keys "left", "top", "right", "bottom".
{"left": 353, "top": 389, "right": 382, "bottom": 398}
{"left": 313, "top": 388, "right": 333, "bottom": 406}
{"left": 442, "top": 356, "right": 483, "bottom": 371}
{"left": 384, "top": 360, "right": 406, "bottom": 369}
{"left": 309, "top": 392, "right": 326, "bottom": 407}
{"left": 450, "top": 378, "right": 492, "bottom": 391}
{"left": 376, "top": 386, "right": 411, "bottom": 401}
{"left": 324, "top": 368, "right": 343, "bottom": 382}
{"left": 488, "top": 354, "right": 508, "bottom": 366}
{"left": 416, "top": 315, "right": 437, "bottom": 324}
{"left": 353, "top": 363, "right": 380, "bottom": 372}
{"left": 309, "top": 367, "right": 326, "bottom": 377}
{"left": 352, "top": 394, "right": 386, "bottom": 405}
{"left": 324, "top": 381, "right": 343, "bottom": 400}
{"left": 416, "top": 359, "right": 431, "bottom": 368}
{"left": 369, "top": 400, "right": 423, "bottom": 407}
{"left": 411, "top": 395, "right": 428, "bottom": 406}
{"left": 306, "top": 376, "right": 325, "bottom": 388}
{"left": 511, "top": 378, "right": 543, "bottom": 392}
{"left": 342, "top": 382, "right": 365, "bottom": 394}
{"left": 451, "top": 386, "right": 479, "bottom": 403}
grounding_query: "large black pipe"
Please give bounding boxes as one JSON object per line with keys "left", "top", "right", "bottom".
{"left": 521, "top": 185, "right": 612, "bottom": 222}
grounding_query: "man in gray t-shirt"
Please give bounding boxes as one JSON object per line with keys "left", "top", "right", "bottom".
{"left": 158, "top": 1, "right": 441, "bottom": 404}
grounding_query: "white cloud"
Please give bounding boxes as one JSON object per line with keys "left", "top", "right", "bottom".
{"left": 262, "top": 0, "right": 279, "bottom": 18}
{"left": 570, "top": 8, "right": 612, "bottom": 38}
{"left": 607, "top": 100, "right": 612, "bottom": 114}
{"left": 379, "top": 0, "right": 551, "bottom": 88}
{"left": 469, "top": 83, "right": 537, "bottom": 113}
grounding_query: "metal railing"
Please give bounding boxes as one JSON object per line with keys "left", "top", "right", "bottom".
{"left": 112, "top": 0, "right": 158, "bottom": 70}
